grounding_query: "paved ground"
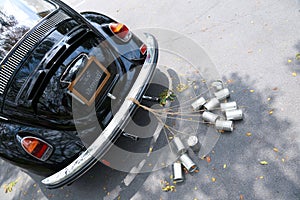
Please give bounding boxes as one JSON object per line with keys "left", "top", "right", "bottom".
{"left": 1, "top": 0, "right": 300, "bottom": 199}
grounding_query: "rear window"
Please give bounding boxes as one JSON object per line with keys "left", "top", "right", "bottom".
{"left": 0, "top": 0, "right": 56, "bottom": 63}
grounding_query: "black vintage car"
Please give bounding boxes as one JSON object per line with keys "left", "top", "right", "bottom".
{"left": 0, "top": 0, "right": 158, "bottom": 188}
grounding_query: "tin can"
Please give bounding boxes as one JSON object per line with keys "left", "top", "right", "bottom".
{"left": 225, "top": 109, "right": 243, "bottom": 120}
{"left": 179, "top": 153, "right": 198, "bottom": 172}
{"left": 202, "top": 111, "right": 220, "bottom": 123}
{"left": 211, "top": 80, "right": 224, "bottom": 91}
{"left": 191, "top": 97, "right": 206, "bottom": 110}
{"left": 220, "top": 102, "right": 237, "bottom": 112}
{"left": 214, "top": 88, "right": 230, "bottom": 101}
{"left": 215, "top": 119, "right": 234, "bottom": 132}
{"left": 187, "top": 136, "right": 201, "bottom": 152}
{"left": 173, "top": 136, "right": 186, "bottom": 155}
{"left": 172, "top": 162, "right": 184, "bottom": 183}
{"left": 204, "top": 98, "right": 220, "bottom": 111}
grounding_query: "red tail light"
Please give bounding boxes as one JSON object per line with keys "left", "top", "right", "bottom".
{"left": 109, "top": 22, "right": 132, "bottom": 42}
{"left": 21, "top": 137, "right": 53, "bottom": 161}
{"left": 140, "top": 44, "right": 147, "bottom": 55}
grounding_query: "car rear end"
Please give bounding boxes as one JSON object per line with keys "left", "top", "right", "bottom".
{"left": 0, "top": 0, "right": 158, "bottom": 188}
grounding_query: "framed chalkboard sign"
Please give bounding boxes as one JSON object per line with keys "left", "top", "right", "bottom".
{"left": 68, "top": 56, "right": 111, "bottom": 106}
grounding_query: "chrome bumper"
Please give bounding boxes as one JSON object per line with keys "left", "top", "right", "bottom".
{"left": 42, "top": 33, "right": 158, "bottom": 188}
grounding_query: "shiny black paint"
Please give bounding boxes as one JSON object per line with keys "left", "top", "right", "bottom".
{"left": 0, "top": 120, "right": 84, "bottom": 176}
{"left": 0, "top": 0, "right": 147, "bottom": 175}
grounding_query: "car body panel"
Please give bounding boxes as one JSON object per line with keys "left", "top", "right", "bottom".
{"left": 42, "top": 33, "right": 158, "bottom": 188}
{"left": 0, "top": 0, "right": 158, "bottom": 187}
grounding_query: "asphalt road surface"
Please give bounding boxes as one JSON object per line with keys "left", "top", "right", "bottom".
{"left": 0, "top": 0, "right": 299, "bottom": 199}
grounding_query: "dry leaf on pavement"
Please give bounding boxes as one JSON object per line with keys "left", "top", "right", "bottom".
{"left": 260, "top": 161, "right": 268, "bottom": 165}
{"left": 206, "top": 156, "right": 211, "bottom": 163}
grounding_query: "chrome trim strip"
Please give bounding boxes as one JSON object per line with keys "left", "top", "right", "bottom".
{"left": 41, "top": 34, "right": 158, "bottom": 187}
{"left": 0, "top": 116, "right": 8, "bottom": 121}
{"left": 0, "top": 11, "right": 69, "bottom": 95}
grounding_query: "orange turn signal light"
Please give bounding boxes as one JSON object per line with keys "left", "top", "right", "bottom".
{"left": 21, "top": 137, "right": 53, "bottom": 161}
{"left": 109, "top": 22, "right": 131, "bottom": 41}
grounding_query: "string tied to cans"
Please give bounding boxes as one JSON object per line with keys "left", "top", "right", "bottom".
{"left": 128, "top": 79, "right": 244, "bottom": 185}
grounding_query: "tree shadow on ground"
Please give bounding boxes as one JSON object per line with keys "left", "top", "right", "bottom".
{"left": 1, "top": 72, "right": 299, "bottom": 200}
{"left": 287, "top": 41, "right": 300, "bottom": 74}
{"left": 177, "top": 72, "right": 300, "bottom": 199}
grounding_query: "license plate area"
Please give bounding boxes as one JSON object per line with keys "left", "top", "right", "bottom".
{"left": 68, "top": 56, "right": 111, "bottom": 106}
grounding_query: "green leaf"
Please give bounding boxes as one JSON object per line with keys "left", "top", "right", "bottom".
{"left": 296, "top": 53, "right": 300, "bottom": 60}
{"left": 159, "top": 89, "right": 176, "bottom": 106}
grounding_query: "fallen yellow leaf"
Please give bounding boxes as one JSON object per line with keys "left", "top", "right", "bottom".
{"left": 162, "top": 186, "right": 170, "bottom": 191}
{"left": 292, "top": 72, "right": 297, "bottom": 77}
{"left": 288, "top": 59, "right": 292, "bottom": 63}
{"left": 246, "top": 132, "right": 252, "bottom": 136}
{"left": 176, "top": 83, "right": 189, "bottom": 92}
{"left": 273, "top": 148, "right": 279, "bottom": 152}
{"left": 211, "top": 177, "right": 216, "bottom": 182}
{"left": 259, "top": 176, "right": 264, "bottom": 179}
{"left": 250, "top": 89, "right": 255, "bottom": 93}
{"left": 170, "top": 186, "right": 176, "bottom": 192}
{"left": 269, "top": 110, "right": 274, "bottom": 115}
{"left": 260, "top": 161, "right": 268, "bottom": 165}
{"left": 2, "top": 178, "right": 20, "bottom": 193}
{"left": 223, "top": 164, "right": 227, "bottom": 169}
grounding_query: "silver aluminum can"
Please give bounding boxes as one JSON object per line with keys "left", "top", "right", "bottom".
{"left": 225, "top": 109, "right": 243, "bottom": 120}
{"left": 215, "top": 119, "right": 234, "bottom": 132}
{"left": 202, "top": 111, "right": 220, "bottom": 123}
{"left": 214, "top": 88, "right": 230, "bottom": 101}
{"left": 220, "top": 102, "right": 237, "bottom": 112}
{"left": 179, "top": 153, "right": 198, "bottom": 172}
{"left": 172, "top": 162, "right": 184, "bottom": 183}
{"left": 204, "top": 97, "right": 220, "bottom": 111}
{"left": 173, "top": 136, "right": 186, "bottom": 155}
{"left": 211, "top": 80, "right": 224, "bottom": 91}
{"left": 191, "top": 97, "right": 206, "bottom": 110}
{"left": 187, "top": 136, "right": 201, "bottom": 152}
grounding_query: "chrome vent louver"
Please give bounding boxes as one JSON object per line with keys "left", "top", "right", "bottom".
{"left": 0, "top": 11, "right": 69, "bottom": 94}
